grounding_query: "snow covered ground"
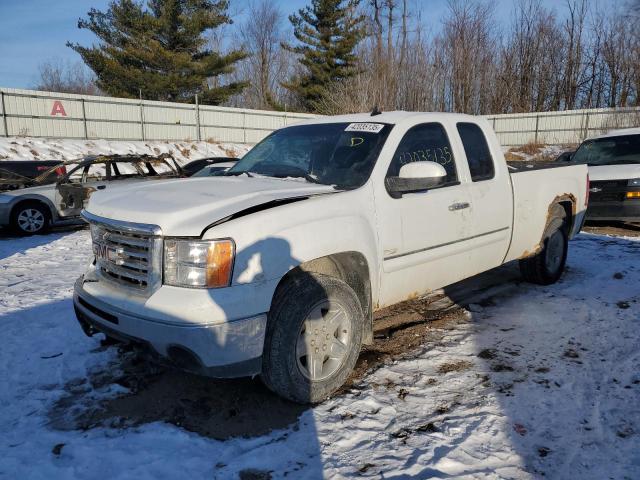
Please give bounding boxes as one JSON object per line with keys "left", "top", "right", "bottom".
{"left": 0, "top": 229, "right": 639, "bottom": 479}
{"left": 0, "top": 137, "right": 249, "bottom": 164}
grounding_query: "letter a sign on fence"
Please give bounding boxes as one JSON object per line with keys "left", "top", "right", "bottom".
{"left": 50, "top": 101, "right": 67, "bottom": 116}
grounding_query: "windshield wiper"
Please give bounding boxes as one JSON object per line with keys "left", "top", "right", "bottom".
{"left": 272, "top": 172, "right": 323, "bottom": 184}
{"left": 225, "top": 171, "right": 254, "bottom": 177}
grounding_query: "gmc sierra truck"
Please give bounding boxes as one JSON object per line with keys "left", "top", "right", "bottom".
{"left": 73, "top": 112, "right": 589, "bottom": 403}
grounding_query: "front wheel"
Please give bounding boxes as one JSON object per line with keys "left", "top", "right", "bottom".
{"left": 10, "top": 202, "right": 51, "bottom": 235}
{"left": 261, "top": 272, "right": 364, "bottom": 404}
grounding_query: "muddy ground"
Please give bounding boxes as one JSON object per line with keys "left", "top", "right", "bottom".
{"left": 582, "top": 220, "right": 640, "bottom": 238}
{"left": 47, "top": 263, "right": 522, "bottom": 441}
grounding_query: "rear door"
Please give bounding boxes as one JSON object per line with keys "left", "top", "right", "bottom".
{"left": 455, "top": 122, "right": 513, "bottom": 274}
{"left": 375, "top": 122, "right": 475, "bottom": 306}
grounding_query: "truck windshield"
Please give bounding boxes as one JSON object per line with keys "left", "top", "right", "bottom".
{"left": 572, "top": 134, "right": 640, "bottom": 166}
{"left": 226, "top": 122, "right": 393, "bottom": 188}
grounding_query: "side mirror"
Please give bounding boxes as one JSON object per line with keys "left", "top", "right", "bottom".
{"left": 386, "top": 161, "right": 447, "bottom": 196}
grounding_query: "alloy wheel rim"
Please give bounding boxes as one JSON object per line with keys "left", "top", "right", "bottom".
{"left": 296, "top": 299, "right": 352, "bottom": 381}
{"left": 17, "top": 209, "right": 45, "bottom": 232}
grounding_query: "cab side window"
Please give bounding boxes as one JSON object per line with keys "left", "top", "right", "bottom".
{"left": 387, "top": 123, "right": 458, "bottom": 186}
{"left": 457, "top": 122, "right": 495, "bottom": 181}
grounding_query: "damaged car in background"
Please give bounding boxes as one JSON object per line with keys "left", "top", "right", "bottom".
{"left": 0, "top": 154, "right": 183, "bottom": 235}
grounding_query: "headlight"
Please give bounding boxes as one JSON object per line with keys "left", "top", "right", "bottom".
{"left": 164, "top": 239, "right": 234, "bottom": 288}
{"left": 629, "top": 178, "right": 640, "bottom": 187}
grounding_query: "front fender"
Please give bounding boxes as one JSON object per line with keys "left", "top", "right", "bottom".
{"left": 204, "top": 188, "right": 381, "bottom": 304}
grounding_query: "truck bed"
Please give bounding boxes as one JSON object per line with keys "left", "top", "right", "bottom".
{"left": 503, "top": 163, "right": 588, "bottom": 263}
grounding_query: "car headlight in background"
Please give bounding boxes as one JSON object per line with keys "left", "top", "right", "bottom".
{"left": 628, "top": 178, "right": 640, "bottom": 187}
{"left": 164, "top": 239, "right": 234, "bottom": 288}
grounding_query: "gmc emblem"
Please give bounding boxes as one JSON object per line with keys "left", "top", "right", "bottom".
{"left": 94, "top": 242, "right": 109, "bottom": 261}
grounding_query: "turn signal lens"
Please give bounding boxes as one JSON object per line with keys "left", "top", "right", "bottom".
{"left": 626, "top": 191, "right": 640, "bottom": 199}
{"left": 206, "top": 240, "right": 234, "bottom": 288}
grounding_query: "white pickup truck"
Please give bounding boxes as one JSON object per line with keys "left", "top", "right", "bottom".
{"left": 74, "top": 112, "right": 589, "bottom": 403}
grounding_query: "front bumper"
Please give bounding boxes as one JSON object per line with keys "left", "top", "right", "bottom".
{"left": 73, "top": 275, "right": 271, "bottom": 377}
{"left": 587, "top": 180, "right": 640, "bottom": 222}
{"left": 586, "top": 201, "right": 640, "bottom": 222}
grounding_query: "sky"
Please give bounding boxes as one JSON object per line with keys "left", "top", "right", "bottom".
{"left": 0, "top": 0, "right": 587, "bottom": 90}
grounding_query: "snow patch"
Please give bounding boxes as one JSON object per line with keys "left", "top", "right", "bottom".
{"left": 0, "top": 137, "right": 250, "bottom": 164}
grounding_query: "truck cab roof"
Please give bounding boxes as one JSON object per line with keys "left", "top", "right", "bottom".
{"left": 590, "top": 127, "right": 640, "bottom": 140}
{"left": 294, "top": 111, "right": 483, "bottom": 127}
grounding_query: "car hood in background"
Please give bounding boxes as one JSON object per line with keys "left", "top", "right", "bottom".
{"left": 589, "top": 164, "right": 640, "bottom": 181}
{"left": 85, "top": 176, "right": 336, "bottom": 236}
{"left": 0, "top": 184, "right": 56, "bottom": 197}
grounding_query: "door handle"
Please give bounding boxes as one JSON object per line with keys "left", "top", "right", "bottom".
{"left": 97, "top": 185, "right": 106, "bottom": 190}
{"left": 448, "top": 202, "right": 470, "bottom": 211}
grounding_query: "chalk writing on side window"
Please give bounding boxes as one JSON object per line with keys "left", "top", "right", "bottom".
{"left": 397, "top": 147, "right": 452, "bottom": 166}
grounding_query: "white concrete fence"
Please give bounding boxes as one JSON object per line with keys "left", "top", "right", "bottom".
{"left": 1, "top": 87, "right": 639, "bottom": 146}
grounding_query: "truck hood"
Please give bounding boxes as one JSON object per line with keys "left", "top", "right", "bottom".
{"left": 588, "top": 164, "right": 640, "bottom": 181}
{"left": 85, "top": 176, "right": 336, "bottom": 236}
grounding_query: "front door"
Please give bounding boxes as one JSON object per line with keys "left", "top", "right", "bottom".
{"left": 56, "top": 162, "right": 108, "bottom": 217}
{"left": 375, "top": 122, "right": 474, "bottom": 307}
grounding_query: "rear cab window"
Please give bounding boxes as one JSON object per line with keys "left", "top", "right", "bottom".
{"left": 386, "top": 122, "right": 458, "bottom": 194}
{"left": 456, "top": 122, "right": 495, "bottom": 181}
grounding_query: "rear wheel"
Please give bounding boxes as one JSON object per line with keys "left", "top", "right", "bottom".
{"left": 261, "top": 272, "right": 364, "bottom": 404}
{"left": 10, "top": 202, "right": 51, "bottom": 235}
{"left": 519, "top": 205, "right": 568, "bottom": 285}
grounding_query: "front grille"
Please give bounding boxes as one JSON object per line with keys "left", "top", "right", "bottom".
{"left": 590, "top": 180, "right": 629, "bottom": 202}
{"left": 86, "top": 214, "right": 162, "bottom": 294}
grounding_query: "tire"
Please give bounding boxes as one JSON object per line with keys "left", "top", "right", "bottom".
{"left": 519, "top": 205, "right": 568, "bottom": 285}
{"left": 10, "top": 201, "right": 51, "bottom": 236}
{"left": 261, "top": 272, "right": 364, "bottom": 404}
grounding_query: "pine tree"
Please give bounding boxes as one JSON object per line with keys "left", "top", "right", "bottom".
{"left": 283, "top": 0, "right": 366, "bottom": 112}
{"left": 68, "top": 0, "right": 248, "bottom": 104}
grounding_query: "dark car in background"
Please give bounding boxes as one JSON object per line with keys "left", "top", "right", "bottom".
{"left": 181, "top": 157, "right": 237, "bottom": 176}
{"left": 554, "top": 150, "right": 575, "bottom": 163}
{"left": 191, "top": 160, "right": 238, "bottom": 177}
{"left": 0, "top": 160, "right": 67, "bottom": 191}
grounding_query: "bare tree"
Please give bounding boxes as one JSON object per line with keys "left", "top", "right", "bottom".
{"left": 35, "top": 59, "right": 100, "bottom": 95}
{"left": 439, "top": 0, "right": 497, "bottom": 114}
{"left": 221, "top": 0, "right": 296, "bottom": 110}
{"left": 221, "top": 0, "right": 638, "bottom": 114}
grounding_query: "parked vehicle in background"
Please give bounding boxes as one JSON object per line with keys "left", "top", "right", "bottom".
{"left": 554, "top": 150, "right": 575, "bottom": 162}
{"left": 0, "top": 160, "right": 67, "bottom": 191}
{"left": 181, "top": 157, "right": 238, "bottom": 176}
{"left": 74, "top": 111, "right": 588, "bottom": 404}
{"left": 191, "top": 161, "right": 237, "bottom": 177}
{"left": 572, "top": 128, "right": 640, "bottom": 222}
{"left": 0, "top": 154, "right": 182, "bottom": 235}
